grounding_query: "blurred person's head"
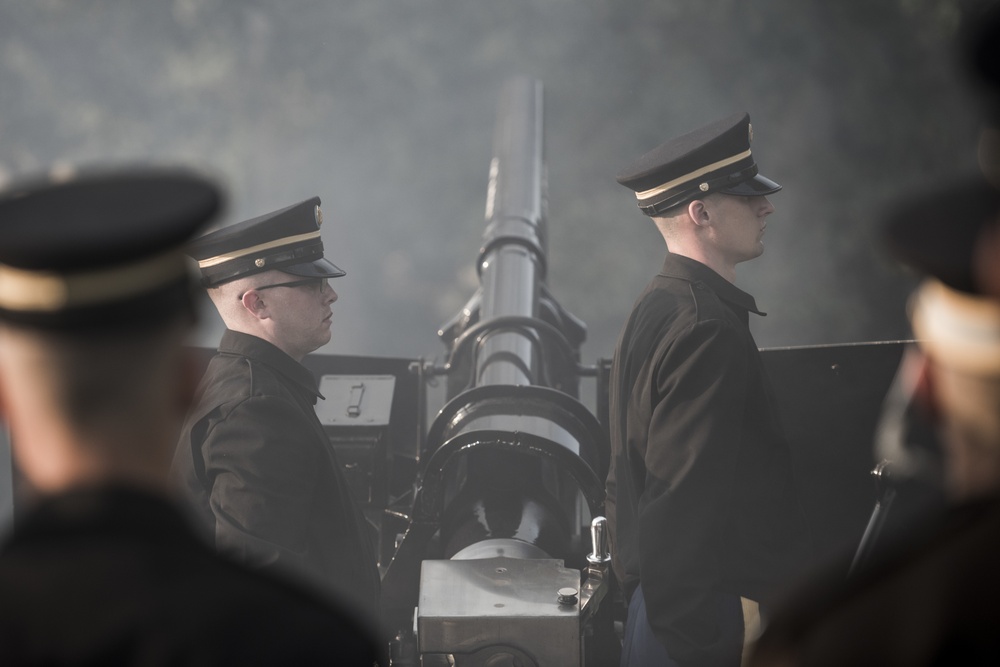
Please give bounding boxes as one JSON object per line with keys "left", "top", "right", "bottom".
{"left": 884, "top": 178, "right": 1000, "bottom": 501}
{"left": 0, "top": 168, "right": 221, "bottom": 496}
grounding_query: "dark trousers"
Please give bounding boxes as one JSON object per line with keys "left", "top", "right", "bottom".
{"left": 621, "top": 584, "right": 746, "bottom": 667}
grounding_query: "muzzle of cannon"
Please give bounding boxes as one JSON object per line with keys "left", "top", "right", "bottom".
{"left": 380, "top": 76, "right": 615, "bottom": 666}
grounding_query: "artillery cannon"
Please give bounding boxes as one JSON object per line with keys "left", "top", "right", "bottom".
{"left": 379, "top": 76, "right": 617, "bottom": 666}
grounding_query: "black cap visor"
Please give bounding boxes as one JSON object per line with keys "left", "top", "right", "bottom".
{"left": 280, "top": 257, "right": 346, "bottom": 279}
{"left": 720, "top": 173, "right": 782, "bottom": 197}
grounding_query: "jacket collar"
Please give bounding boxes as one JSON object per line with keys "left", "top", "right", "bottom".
{"left": 218, "top": 329, "right": 323, "bottom": 402}
{"left": 659, "top": 252, "right": 766, "bottom": 316}
{"left": 10, "top": 484, "right": 201, "bottom": 548}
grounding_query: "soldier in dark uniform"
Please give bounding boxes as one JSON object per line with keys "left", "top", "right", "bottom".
{"left": 606, "top": 113, "right": 812, "bottom": 667}
{"left": 0, "top": 168, "right": 378, "bottom": 665}
{"left": 747, "top": 179, "right": 1000, "bottom": 667}
{"left": 748, "top": 8, "right": 1000, "bottom": 664}
{"left": 172, "top": 198, "right": 381, "bottom": 630}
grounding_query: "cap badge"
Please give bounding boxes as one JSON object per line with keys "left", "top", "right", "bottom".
{"left": 255, "top": 258, "right": 265, "bottom": 268}
{"left": 748, "top": 124, "right": 753, "bottom": 144}
{"left": 315, "top": 205, "right": 323, "bottom": 227}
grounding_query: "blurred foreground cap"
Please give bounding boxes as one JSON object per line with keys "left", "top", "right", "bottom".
{"left": 617, "top": 112, "right": 781, "bottom": 216}
{"left": 910, "top": 278, "right": 1000, "bottom": 375}
{"left": 0, "top": 167, "right": 221, "bottom": 330}
{"left": 883, "top": 176, "right": 1000, "bottom": 295}
{"left": 190, "top": 196, "right": 345, "bottom": 288}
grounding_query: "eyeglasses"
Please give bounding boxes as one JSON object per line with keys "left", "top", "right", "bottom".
{"left": 238, "top": 278, "right": 327, "bottom": 300}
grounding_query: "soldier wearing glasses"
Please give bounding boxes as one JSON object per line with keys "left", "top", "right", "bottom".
{"left": 172, "top": 197, "right": 380, "bottom": 633}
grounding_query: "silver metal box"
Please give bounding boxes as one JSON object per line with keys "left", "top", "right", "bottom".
{"left": 418, "top": 557, "right": 581, "bottom": 666}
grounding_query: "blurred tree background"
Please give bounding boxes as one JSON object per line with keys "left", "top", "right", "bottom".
{"left": 1, "top": 0, "right": 996, "bottom": 365}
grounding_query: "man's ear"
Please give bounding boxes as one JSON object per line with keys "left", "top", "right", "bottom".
{"left": 240, "top": 290, "right": 267, "bottom": 320}
{"left": 687, "top": 199, "right": 711, "bottom": 228}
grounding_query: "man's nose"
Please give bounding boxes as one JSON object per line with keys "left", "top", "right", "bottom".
{"left": 323, "top": 281, "right": 338, "bottom": 304}
{"left": 760, "top": 196, "right": 775, "bottom": 216}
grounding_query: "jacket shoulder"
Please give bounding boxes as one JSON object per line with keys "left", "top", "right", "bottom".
{"left": 632, "top": 275, "right": 732, "bottom": 331}
{"left": 199, "top": 353, "right": 299, "bottom": 404}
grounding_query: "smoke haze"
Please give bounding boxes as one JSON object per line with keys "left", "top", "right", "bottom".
{"left": 0, "top": 0, "right": 991, "bottom": 365}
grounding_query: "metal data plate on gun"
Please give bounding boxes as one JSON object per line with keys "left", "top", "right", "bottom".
{"left": 315, "top": 374, "right": 395, "bottom": 426}
{"left": 418, "top": 557, "right": 582, "bottom": 666}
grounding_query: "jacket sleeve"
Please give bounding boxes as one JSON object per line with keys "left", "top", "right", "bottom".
{"left": 638, "top": 317, "right": 749, "bottom": 666}
{"left": 199, "top": 394, "right": 323, "bottom": 575}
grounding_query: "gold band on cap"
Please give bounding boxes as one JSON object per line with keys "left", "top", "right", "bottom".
{"left": 911, "top": 279, "right": 1000, "bottom": 375}
{"left": 0, "top": 250, "right": 188, "bottom": 313}
{"left": 196, "top": 230, "right": 321, "bottom": 268}
{"left": 635, "top": 149, "right": 753, "bottom": 202}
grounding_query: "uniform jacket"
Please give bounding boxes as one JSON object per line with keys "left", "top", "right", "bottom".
{"left": 0, "top": 484, "right": 377, "bottom": 665}
{"left": 605, "top": 253, "right": 810, "bottom": 665}
{"left": 750, "top": 494, "right": 1000, "bottom": 666}
{"left": 172, "top": 329, "right": 380, "bottom": 623}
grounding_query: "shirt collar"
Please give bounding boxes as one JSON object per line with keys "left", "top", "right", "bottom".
{"left": 218, "top": 329, "right": 324, "bottom": 402}
{"left": 659, "top": 252, "right": 766, "bottom": 316}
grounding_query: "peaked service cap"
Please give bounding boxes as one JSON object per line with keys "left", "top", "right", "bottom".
{"left": 617, "top": 112, "right": 781, "bottom": 216}
{"left": 883, "top": 176, "right": 1000, "bottom": 295}
{"left": 0, "top": 167, "right": 221, "bottom": 331}
{"left": 189, "top": 196, "right": 345, "bottom": 288}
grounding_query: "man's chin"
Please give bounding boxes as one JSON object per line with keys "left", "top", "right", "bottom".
{"left": 741, "top": 245, "right": 764, "bottom": 263}
{"left": 305, "top": 331, "right": 333, "bottom": 355}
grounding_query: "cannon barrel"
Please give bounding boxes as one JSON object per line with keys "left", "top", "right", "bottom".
{"left": 381, "top": 77, "right": 613, "bottom": 667}
{"left": 477, "top": 75, "right": 546, "bottom": 387}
